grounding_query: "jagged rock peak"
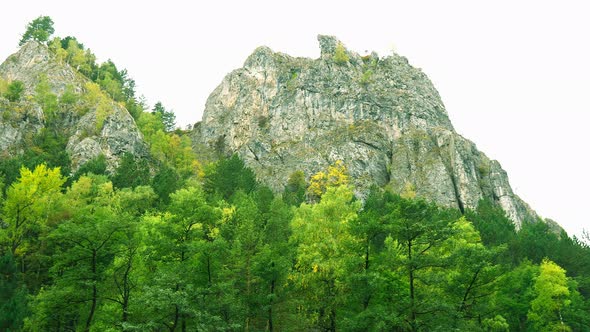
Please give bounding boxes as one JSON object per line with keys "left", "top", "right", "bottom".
{"left": 195, "top": 35, "right": 537, "bottom": 228}
{"left": 318, "top": 35, "right": 341, "bottom": 57}
{"left": 317, "top": 34, "right": 362, "bottom": 60}
{"left": 244, "top": 46, "right": 275, "bottom": 69}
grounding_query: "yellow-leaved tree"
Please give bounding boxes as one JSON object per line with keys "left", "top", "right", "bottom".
{"left": 306, "top": 160, "right": 349, "bottom": 202}
{"left": 291, "top": 178, "right": 361, "bottom": 330}
{"left": 528, "top": 259, "right": 572, "bottom": 331}
{"left": 0, "top": 165, "right": 65, "bottom": 268}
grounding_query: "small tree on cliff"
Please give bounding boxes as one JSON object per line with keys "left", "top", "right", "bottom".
{"left": 19, "top": 16, "right": 55, "bottom": 46}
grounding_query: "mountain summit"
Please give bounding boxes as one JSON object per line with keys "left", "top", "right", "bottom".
{"left": 195, "top": 35, "right": 537, "bottom": 227}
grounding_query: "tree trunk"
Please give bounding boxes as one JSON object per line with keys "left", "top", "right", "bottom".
{"left": 268, "top": 279, "right": 275, "bottom": 332}
{"left": 85, "top": 249, "right": 98, "bottom": 332}
{"left": 122, "top": 251, "right": 133, "bottom": 322}
{"left": 170, "top": 303, "right": 179, "bottom": 332}
{"left": 207, "top": 255, "right": 212, "bottom": 285}
{"left": 329, "top": 308, "right": 336, "bottom": 332}
{"left": 363, "top": 239, "right": 371, "bottom": 310}
{"left": 408, "top": 240, "right": 417, "bottom": 332}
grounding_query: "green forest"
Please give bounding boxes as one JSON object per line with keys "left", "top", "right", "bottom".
{"left": 1, "top": 17, "right": 590, "bottom": 332}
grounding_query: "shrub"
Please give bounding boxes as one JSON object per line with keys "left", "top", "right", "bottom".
{"left": 360, "top": 69, "right": 374, "bottom": 85}
{"left": 258, "top": 115, "right": 269, "bottom": 129}
{"left": 60, "top": 85, "right": 79, "bottom": 105}
{"left": 5, "top": 81, "right": 25, "bottom": 102}
{"left": 333, "top": 42, "right": 349, "bottom": 64}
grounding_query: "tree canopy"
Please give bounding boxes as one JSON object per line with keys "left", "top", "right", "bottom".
{"left": 19, "top": 16, "right": 55, "bottom": 46}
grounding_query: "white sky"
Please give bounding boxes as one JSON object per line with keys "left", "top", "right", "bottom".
{"left": 1, "top": 1, "right": 589, "bottom": 238}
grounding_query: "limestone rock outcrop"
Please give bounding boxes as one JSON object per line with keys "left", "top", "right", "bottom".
{"left": 195, "top": 35, "right": 536, "bottom": 227}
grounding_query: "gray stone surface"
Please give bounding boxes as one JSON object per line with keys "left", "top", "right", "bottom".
{"left": 195, "top": 35, "right": 538, "bottom": 228}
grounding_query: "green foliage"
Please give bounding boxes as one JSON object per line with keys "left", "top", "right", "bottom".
{"left": 528, "top": 259, "right": 572, "bottom": 331}
{"left": 2, "top": 141, "right": 590, "bottom": 331}
{"left": 0, "top": 158, "right": 24, "bottom": 189}
{"left": 306, "top": 160, "right": 349, "bottom": 201}
{"left": 385, "top": 196, "right": 460, "bottom": 330}
{"left": 151, "top": 164, "right": 180, "bottom": 205}
{"left": 19, "top": 16, "right": 54, "bottom": 46}
{"left": 25, "top": 175, "right": 131, "bottom": 330}
{"left": 21, "top": 125, "right": 72, "bottom": 178}
{"left": 64, "top": 38, "right": 96, "bottom": 77}
{"left": 482, "top": 315, "right": 509, "bottom": 331}
{"left": 528, "top": 260, "right": 571, "bottom": 331}
{"left": 492, "top": 260, "right": 538, "bottom": 329}
{"left": 148, "top": 130, "right": 198, "bottom": 178}
{"left": 1, "top": 165, "right": 65, "bottom": 258}
{"left": 0, "top": 116, "right": 72, "bottom": 183}
{"left": 59, "top": 84, "right": 79, "bottom": 105}
{"left": 290, "top": 184, "right": 361, "bottom": 330}
{"left": 34, "top": 75, "right": 58, "bottom": 119}
{"left": 137, "top": 110, "right": 165, "bottom": 139}
{"left": 515, "top": 220, "right": 560, "bottom": 263}
{"left": 71, "top": 154, "right": 108, "bottom": 182}
{"left": 111, "top": 153, "right": 150, "bottom": 189}
{"left": 135, "top": 185, "right": 225, "bottom": 330}
{"left": 360, "top": 69, "right": 374, "bottom": 85}
{"left": 467, "top": 199, "right": 516, "bottom": 248}
{"left": 286, "top": 70, "right": 299, "bottom": 91}
{"left": 283, "top": 170, "right": 306, "bottom": 206}
{"left": 136, "top": 109, "right": 199, "bottom": 180}
{"left": 82, "top": 82, "right": 113, "bottom": 132}
{"left": 152, "top": 101, "right": 176, "bottom": 132}
{"left": 333, "top": 42, "right": 350, "bottom": 64}
{"left": 0, "top": 77, "right": 8, "bottom": 96}
{"left": 5, "top": 81, "right": 25, "bottom": 102}
{"left": 46, "top": 35, "right": 143, "bottom": 123}
{"left": 0, "top": 254, "right": 29, "bottom": 331}
{"left": 204, "top": 154, "right": 257, "bottom": 200}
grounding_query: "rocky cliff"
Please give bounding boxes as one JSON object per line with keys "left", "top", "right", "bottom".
{"left": 195, "top": 35, "right": 537, "bottom": 228}
{"left": 0, "top": 41, "right": 147, "bottom": 170}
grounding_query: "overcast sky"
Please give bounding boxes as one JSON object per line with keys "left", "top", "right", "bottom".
{"left": 1, "top": 0, "right": 588, "bottom": 238}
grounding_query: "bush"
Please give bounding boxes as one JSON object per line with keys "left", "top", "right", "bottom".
{"left": 333, "top": 43, "right": 349, "bottom": 64}
{"left": 5, "top": 81, "right": 25, "bottom": 102}
{"left": 72, "top": 154, "right": 108, "bottom": 182}
{"left": 360, "top": 69, "right": 374, "bottom": 85}
{"left": 60, "top": 85, "right": 79, "bottom": 105}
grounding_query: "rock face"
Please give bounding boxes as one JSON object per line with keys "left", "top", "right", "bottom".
{"left": 195, "top": 35, "right": 536, "bottom": 228}
{"left": 0, "top": 41, "right": 147, "bottom": 170}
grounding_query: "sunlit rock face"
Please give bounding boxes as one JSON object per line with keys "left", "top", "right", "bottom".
{"left": 195, "top": 35, "right": 537, "bottom": 228}
{"left": 0, "top": 41, "right": 147, "bottom": 171}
